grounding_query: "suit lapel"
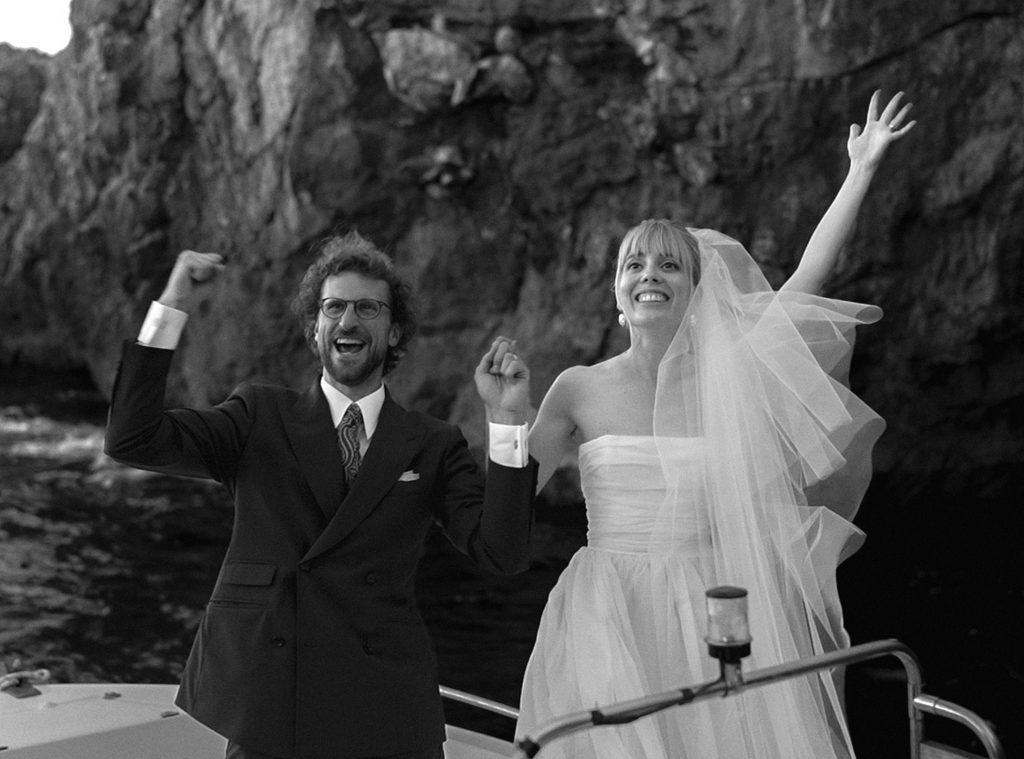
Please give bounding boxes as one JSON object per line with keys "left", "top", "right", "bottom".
{"left": 302, "top": 392, "right": 425, "bottom": 562}
{"left": 283, "top": 381, "right": 346, "bottom": 523}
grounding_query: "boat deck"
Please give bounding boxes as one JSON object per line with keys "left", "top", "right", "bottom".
{"left": 0, "top": 683, "right": 513, "bottom": 758}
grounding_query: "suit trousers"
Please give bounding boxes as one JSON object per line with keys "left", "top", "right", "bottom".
{"left": 225, "top": 741, "right": 445, "bottom": 759}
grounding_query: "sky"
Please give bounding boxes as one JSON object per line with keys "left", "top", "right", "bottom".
{"left": 0, "top": 0, "right": 72, "bottom": 54}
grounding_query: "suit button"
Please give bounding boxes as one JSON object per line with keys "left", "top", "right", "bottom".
{"left": 271, "top": 637, "right": 286, "bottom": 647}
{"left": 364, "top": 572, "right": 376, "bottom": 585}
{"left": 299, "top": 562, "right": 312, "bottom": 573}
{"left": 363, "top": 641, "right": 375, "bottom": 655}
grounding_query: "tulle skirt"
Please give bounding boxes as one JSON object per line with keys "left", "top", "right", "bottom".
{"left": 515, "top": 546, "right": 850, "bottom": 759}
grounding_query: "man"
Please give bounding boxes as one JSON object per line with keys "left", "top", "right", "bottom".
{"left": 104, "top": 231, "right": 537, "bottom": 759}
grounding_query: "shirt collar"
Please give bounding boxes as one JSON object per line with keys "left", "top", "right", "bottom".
{"left": 319, "top": 376, "right": 386, "bottom": 440}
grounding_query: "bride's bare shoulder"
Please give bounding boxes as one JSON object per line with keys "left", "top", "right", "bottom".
{"left": 552, "top": 357, "right": 622, "bottom": 391}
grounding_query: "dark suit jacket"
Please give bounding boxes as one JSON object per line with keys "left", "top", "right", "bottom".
{"left": 104, "top": 341, "right": 537, "bottom": 758}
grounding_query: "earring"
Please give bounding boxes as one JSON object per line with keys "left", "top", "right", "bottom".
{"left": 617, "top": 313, "right": 626, "bottom": 327}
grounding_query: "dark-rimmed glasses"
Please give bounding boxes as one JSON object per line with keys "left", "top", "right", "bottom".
{"left": 319, "top": 298, "right": 392, "bottom": 321}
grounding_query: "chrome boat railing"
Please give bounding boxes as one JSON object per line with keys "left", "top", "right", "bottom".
{"left": 913, "top": 694, "right": 1005, "bottom": 759}
{"left": 440, "top": 684, "right": 520, "bottom": 721}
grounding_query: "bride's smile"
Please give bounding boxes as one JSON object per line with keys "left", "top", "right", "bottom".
{"left": 635, "top": 290, "right": 669, "bottom": 302}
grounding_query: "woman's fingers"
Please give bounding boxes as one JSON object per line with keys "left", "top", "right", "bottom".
{"left": 476, "top": 340, "right": 500, "bottom": 375}
{"left": 877, "top": 91, "right": 904, "bottom": 125}
{"left": 493, "top": 338, "right": 518, "bottom": 375}
{"left": 865, "top": 89, "right": 881, "bottom": 123}
{"left": 887, "top": 103, "right": 916, "bottom": 137}
{"left": 892, "top": 118, "right": 917, "bottom": 137}
{"left": 854, "top": 90, "right": 916, "bottom": 142}
{"left": 479, "top": 336, "right": 519, "bottom": 375}
{"left": 888, "top": 102, "right": 913, "bottom": 129}
{"left": 500, "top": 347, "right": 522, "bottom": 376}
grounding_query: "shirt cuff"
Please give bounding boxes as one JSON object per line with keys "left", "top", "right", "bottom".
{"left": 489, "top": 422, "right": 529, "bottom": 468}
{"left": 137, "top": 301, "right": 189, "bottom": 350}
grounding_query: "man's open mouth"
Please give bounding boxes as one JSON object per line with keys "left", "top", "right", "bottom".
{"left": 333, "top": 337, "right": 366, "bottom": 354}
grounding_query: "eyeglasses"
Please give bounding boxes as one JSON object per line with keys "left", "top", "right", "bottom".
{"left": 319, "top": 297, "right": 392, "bottom": 321}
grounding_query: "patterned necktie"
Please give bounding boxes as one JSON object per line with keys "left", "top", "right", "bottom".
{"left": 337, "top": 403, "right": 363, "bottom": 488}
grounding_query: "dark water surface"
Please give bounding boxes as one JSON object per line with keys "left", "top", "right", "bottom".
{"left": 1, "top": 367, "right": 1019, "bottom": 757}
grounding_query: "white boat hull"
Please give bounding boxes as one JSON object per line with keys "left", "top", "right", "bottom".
{"left": 0, "top": 683, "right": 514, "bottom": 758}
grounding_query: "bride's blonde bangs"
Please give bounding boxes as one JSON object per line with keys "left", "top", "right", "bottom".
{"left": 616, "top": 219, "right": 701, "bottom": 287}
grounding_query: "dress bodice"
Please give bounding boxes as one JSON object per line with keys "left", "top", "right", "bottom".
{"left": 578, "top": 435, "right": 708, "bottom": 553}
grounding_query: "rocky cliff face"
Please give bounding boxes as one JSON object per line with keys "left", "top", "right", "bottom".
{"left": 2, "top": 0, "right": 1022, "bottom": 504}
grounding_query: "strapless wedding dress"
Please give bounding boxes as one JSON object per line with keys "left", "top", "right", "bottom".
{"left": 515, "top": 435, "right": 853, "bottom": 759}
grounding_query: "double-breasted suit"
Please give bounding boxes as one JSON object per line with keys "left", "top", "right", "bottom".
{"left": 104, "top": 341, "right": 537, "bottom": 758}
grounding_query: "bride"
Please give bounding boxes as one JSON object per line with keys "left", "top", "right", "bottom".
{"left": 515, "top": 90, "right": 916, "bottom": 758}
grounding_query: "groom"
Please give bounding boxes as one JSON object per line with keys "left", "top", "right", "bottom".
{"left": 104, "top": 231, "right": 537, "bottom": 759}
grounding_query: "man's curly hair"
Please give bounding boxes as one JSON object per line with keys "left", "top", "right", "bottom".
{"left": 292, "top": 231, "right": 417, "bottom": 377}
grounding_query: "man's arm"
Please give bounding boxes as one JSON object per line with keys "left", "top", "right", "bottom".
{"left": 438, "top": 425, "right": 538, "bottom": 575}
{"left": 475, "top": 334, "right": 531, "bottom": 469}
{"left": 432, "top": 336, "right": 538, "bottom": 574}
{"left": 104, "top": 342, "right": 252, "bottom": 482}
{"left": 130, "top": 248, "right": 227, "bottom": 351}
{"left": 104, "top": 250, "right": 245, "bottom": 482}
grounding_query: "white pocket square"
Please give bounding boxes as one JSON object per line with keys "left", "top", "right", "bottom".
{"left": 398, "top": 470, "right": 420, "bottom": 482}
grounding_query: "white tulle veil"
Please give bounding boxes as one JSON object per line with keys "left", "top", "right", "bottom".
{"left": 649, "top": 227, "right": 885, "bottom": 756}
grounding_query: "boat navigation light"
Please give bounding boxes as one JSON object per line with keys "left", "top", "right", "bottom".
{"left": 705, "top": 585, "right": 752, "bottom": 666}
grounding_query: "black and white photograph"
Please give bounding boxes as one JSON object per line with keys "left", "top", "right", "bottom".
{"left": 1, "top": 1, "right": 1020, "bottom": 758}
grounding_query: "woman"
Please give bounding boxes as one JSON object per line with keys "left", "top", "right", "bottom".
{"left": 515, "top": 91, "right": 916, "bottom": 758}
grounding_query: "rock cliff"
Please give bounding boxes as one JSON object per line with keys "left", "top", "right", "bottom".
{"left": 1, "top": 0, "right": 1022, "bottom": 506}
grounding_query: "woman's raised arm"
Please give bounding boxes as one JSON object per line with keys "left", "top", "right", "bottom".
{"left": 782, "top": 89, "right": 916, "bottom": 295}
{"left": 528, "top": 367, "right": 583, "bottom": 493}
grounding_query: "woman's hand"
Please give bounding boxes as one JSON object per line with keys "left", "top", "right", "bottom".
{"left": 782, "top": 89, "right": 917, "bottom": 295}
{"left": 475, "top": 336, "right": 530, "bottom": 425}
{"left": 847, "top": 89, "right": 916, "bottom": 171}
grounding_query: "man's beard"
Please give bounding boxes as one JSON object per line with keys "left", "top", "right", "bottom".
{"left": 322, "top": 341, "right": 388, "bottom": 388}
